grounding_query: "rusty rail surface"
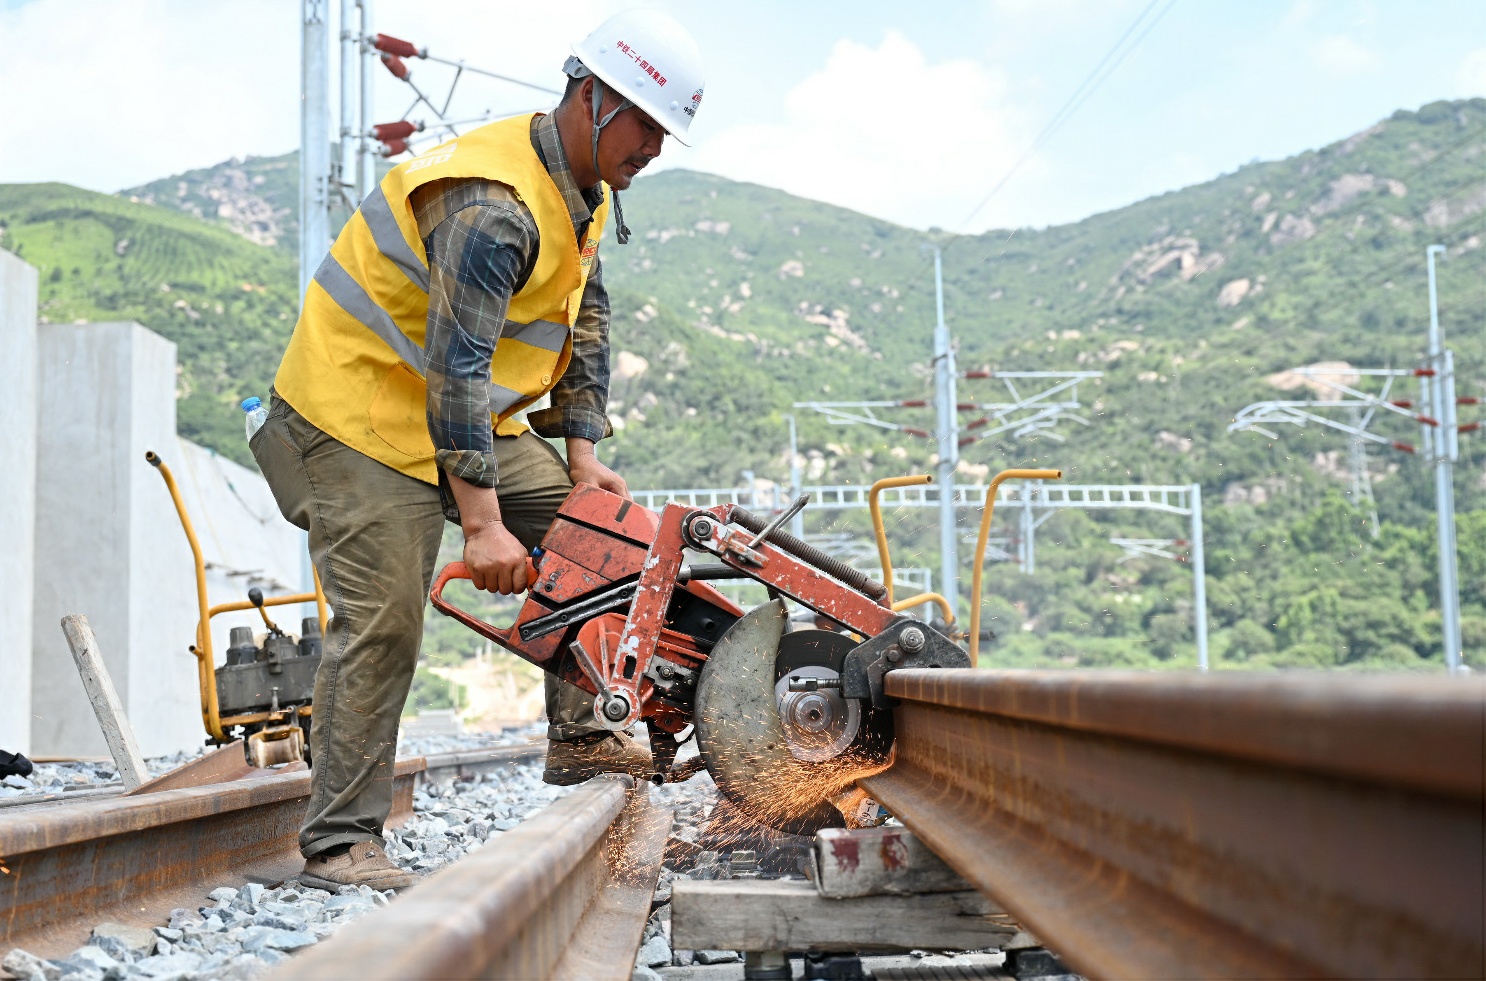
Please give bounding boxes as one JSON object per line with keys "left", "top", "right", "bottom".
{"left": 0, "top": 758, "right": 423, "bottom": 958}
{"left": 417, "top": 741, "right": 544, "bottom": 785}
{"left": 861, "top": 669, "right": 1486, "bottom": 980}
{"left": 276, "top": 774, "right": 672, "bottom": 981}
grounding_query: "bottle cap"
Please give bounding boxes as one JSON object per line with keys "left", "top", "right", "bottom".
{"left": 241, "top": 396, "right": 263, "bottom": 412}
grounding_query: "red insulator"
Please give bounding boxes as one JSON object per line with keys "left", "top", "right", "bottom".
{"left": 963, "top": 418, "right": 988, "bottom": 431}
{"left": 898, "top": 399, "right": 928, "bottom": 408}
{"left": 373, "top": 120, "right": 418, "bottom": 141}
{"left": 1413, "top": 368, "right": 1437, "bottom": 377}
{"left": 956, "top": 436, "right": 979, "bottom": 448}
{"left": 1417, "top": 415, "right": 1440, "bottom": 427}
{"left": 1391, "top": 441, "right": 1416, "bottom": 454}
{"left": 963, "top": 369, "right": 993, "bottom": 379}
{"left": 1458, "top": 397, "right": 1481, "bottom": 405}
{"left": 1460, "top": 422, "right": 1482, "bottom": 434}
{"left": 1389, "top": 399, "right": 1414, "bottom": 409}
{"left": 901, "top": 427, "right": 931, "bottom": 438}
{"left": 955, "top": 403, "right": 978, "bottom": 411}
{"left": 380, "top": 137, "right": 410, "bottom": 157}
{"left": 374, "top": 33, "right": 420, "bottom": 58}
{"left": 381, "top": 53, "right": 410, "bottom": 80}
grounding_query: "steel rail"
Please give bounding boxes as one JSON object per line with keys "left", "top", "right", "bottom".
{"left": 0, "top": 758, "right": 424, "bottom": 958}
{"left": 275, "top": 775, "right": 673, "bottom": 981}
{"left": 861, "top": 669, "right": 1486, "bottom": 980}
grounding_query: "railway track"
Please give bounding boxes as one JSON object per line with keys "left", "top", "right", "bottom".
{"left": 5, "top": 675, "right": 1482, "bottom": 980}
{"left": 0, "top": 743, "right": 540, "bottom": 960}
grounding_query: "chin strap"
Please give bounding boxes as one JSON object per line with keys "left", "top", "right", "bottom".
{"left": 589, "top": 76, "right": 633, "bottom": 245}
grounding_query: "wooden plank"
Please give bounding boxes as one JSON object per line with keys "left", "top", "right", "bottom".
{"left": 59, "top": 614, "right": 148, "bottom": 791}
{"left": 671, "top": 879, "right": 1018, "bottom": 953}
{"left": 813, "top": 826, "right": 973, "bottom": 898}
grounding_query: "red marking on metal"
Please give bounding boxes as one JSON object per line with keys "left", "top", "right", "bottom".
{"left": 881, "top": 831, "right": 908, "bottom": 871}
{"left": 608, "top": 505, "right": 690, "bottom": 725}
{"left": 373, "top": 33, "right": 419, "bottom": 58}
{"left": 830, "top": 836, "right": 861, "bottom": 873}
{"left": 1391, "top": 441, "right": 1416, "bottom": 454}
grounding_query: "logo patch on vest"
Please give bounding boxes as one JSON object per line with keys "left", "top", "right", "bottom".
{"left": 580, "top": 241, "right": 599, "bottom": 267}
{"left": 406, "top": 141, "right": 458, "bottom": 173}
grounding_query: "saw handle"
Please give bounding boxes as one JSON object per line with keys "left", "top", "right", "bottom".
{"left": 428, "top": 558, "right": 540, "bottom": 644}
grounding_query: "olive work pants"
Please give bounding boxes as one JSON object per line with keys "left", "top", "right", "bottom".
{"left": 251, "top": 394, "right": 602, "bottom": 857}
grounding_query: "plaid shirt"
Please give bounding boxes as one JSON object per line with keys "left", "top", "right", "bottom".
{"left": 413, "top": 113, "right": 612, "bottom": 489}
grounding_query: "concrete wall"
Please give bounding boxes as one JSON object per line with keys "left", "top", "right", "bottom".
{"left": 30, "top": 321, "right": 314, "bottom": 758}
{"left": 0, "top": 252, "right": 38, "bottom": 753}
{"left": 32, "top": 322, "right": 201, "bottom": 757}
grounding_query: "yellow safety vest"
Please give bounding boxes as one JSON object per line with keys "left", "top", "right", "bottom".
{"left": 275, "top": 113, "right": 609, "bottom": 484}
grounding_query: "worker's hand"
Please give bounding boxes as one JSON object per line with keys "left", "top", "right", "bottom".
{"left": 567, "top": 437, "right": 630, "bottom": 499}
{"left": 463, "top": 521, "right": 532, "bottom": 594}
{"left": 444, "top": 474, "right": 532, "bottom": 594}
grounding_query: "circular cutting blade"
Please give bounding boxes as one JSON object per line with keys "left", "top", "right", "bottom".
{"left": 694, "top": 602, "right": 892, "bottom": 836}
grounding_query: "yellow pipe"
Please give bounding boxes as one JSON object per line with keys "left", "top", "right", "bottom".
{"left": 313, "top": 567, "right": 328, "bottom": 637}
{"left": 891, "top": 591, "right": 956, "bottom": 625}
{"left": 868, "top": 474, "right": 933, "bottom": 605}
{"left": 970, "top": 468, "right": 1062, "bottom": 666}
{"left": 147, "top": 450, "right": 225, "bottom": 741}
{"left": 148, "top": 450, "right": 332, "bottom": 744}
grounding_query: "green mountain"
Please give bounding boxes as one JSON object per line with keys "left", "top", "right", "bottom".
{"left": 4, "top": 98, "right": 1482, "bottom": 673}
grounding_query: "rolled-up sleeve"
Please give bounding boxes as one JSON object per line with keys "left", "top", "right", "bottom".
{"left": 529, "top": 255, "right": 613, "bottom": 443}
{"left": 424, "top": 200, "right": 535, "bottom": 487}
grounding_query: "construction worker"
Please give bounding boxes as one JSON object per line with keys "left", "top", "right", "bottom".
{"left": 251, "top": 11, "right": 705, "bottom": 892}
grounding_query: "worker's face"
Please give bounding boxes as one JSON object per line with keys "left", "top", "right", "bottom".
{"left": 594, "top": 90, "right": 665, "bottom": 191}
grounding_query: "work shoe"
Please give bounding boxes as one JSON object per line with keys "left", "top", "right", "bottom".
{"left": 298, "top": 840, "right": 417, "bottom": 892}
{"left": 542, "top": 731, "right": 652, "bottom": 786}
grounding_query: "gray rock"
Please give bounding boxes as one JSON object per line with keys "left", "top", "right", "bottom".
{"left": 90, "top": 922, "right": 156, "bottom": 957}
{"left": 207, "top": 887, "right": 238, "bottom": 904}
{"left": 671, "top": 950, "right": 696, "bottom": 967}
{"left": 150, "top": 928, "right": 182, "bottom": 943}
{"left": 239, "top": 926, "right": 318, "bottom": 953}
{"left": 134, "top": 951, "right": 205, "bottom": 978}
{"left": 237, "top": 882, "right": 265, "bottom": 905}
{"left": 632, "top": 967, "right": 663, "bottom": 981}
{"left": 61, "top": 946, "right": 119, "bottom": 974}
{"left": 2, "top": 774, "right": 30, "bottom": 789}
{"left": 636, "top": 934, "right": 671, "bottom": 967}
{"left": 2, "top": 948, "right": 61, "bottom": 981}
{"left": 166, "top": 909, "right": 202, "bottom": 932}
{"left": 696, "top": 949, "right": 741, "bottom": 964}
{"left": 252, "top": 911, "right": 307, "bottom": 932}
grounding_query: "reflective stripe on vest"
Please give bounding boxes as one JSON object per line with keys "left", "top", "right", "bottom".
{"left": 311, "top": 249, "right": 571, "bottom": 418}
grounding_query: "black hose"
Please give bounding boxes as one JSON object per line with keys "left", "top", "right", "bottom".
{"left": 730, "top": 506, "right": 890, "bottom": 601}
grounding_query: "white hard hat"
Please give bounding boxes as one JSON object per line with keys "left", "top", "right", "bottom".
{"left": 568, "top": 10, "right": 705, "bottom": 145}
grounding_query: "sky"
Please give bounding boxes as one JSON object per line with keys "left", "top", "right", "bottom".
{"left": 1, "top": 0, "right": 1483, "bottom": 233}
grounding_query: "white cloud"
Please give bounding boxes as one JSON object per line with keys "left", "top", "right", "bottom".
{"left": 683, "top": 31, "right": 1032, "bottom": 233}
{"left": 1310, "top": 34, "right": 1382, "bottom": 76}
{"left": 1458, "top": 45, "right": 1486, "bottom": 96}
{"left": 0, "top": 0, "right": 607, "bottom": 192}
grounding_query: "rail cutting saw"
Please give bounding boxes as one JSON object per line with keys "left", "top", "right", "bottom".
{"left": 431, "top": 482, "right": 971, "bottom": 834}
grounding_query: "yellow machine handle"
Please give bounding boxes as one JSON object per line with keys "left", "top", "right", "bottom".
{"left": 970, "top": 468, "right": 1062, "bottom": 665}
{"left": 868, "top": 474, "right": 934, "bottom": 607}
{"left": 146, "top": 450, "right": 328, "bottom": 742}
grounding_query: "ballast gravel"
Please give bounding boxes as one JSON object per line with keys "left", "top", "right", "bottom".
{"left": 0, "top": 751, "right": 203, "bottom": 801}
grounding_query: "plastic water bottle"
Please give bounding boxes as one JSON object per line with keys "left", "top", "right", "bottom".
{"left": 242, "top": 396, "right": 268, "bottom": 440}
